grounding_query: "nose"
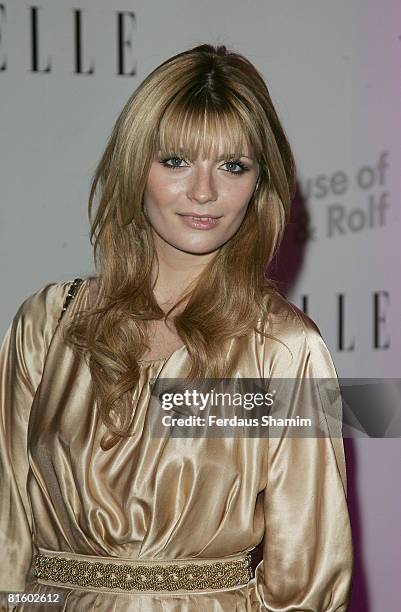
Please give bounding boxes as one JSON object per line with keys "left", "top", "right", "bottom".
{"left": 186, "top": 164, "right": 218, "bottom": 204}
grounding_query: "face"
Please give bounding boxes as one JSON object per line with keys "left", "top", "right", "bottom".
{"left": 143, "top": 140, "right": 260, "bottom": 256}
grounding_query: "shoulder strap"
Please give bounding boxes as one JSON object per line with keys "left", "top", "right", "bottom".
{"left": 58, "top": 277, "right": 84, "bottom": 323}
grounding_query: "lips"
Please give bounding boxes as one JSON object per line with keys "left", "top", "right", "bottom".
{"left": 178, "top": 214, "right": 221, "bottom": 230}
{"left": 178, "top": 213, "right": 222, "bottom": 219}
{"left": 181, "top": 215, "right": 218, "bottom": 222}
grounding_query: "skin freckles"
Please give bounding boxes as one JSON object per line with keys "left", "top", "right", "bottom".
{"left": 143, "top": 139, "right": 260, "bottom": 306}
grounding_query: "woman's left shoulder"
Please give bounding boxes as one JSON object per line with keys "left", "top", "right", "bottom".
{"left": 262, "top": 289, "right": 321, "bottom": 344}
{"left": 259, "top": 290, "right": 337, "bottom": 378}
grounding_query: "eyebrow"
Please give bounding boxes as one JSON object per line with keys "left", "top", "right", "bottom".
{"left": 215, "top": 154, "right": 254, "bottom": 161}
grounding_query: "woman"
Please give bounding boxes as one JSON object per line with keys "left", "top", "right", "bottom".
{"left": 0, "top": 44, "right": 353, "bottom": 611}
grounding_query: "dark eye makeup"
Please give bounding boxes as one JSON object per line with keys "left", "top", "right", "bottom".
{"left": 158, "top": 156, "right": 250, "bottom": 175}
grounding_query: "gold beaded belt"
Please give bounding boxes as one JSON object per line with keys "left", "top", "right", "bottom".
{"left": 34, "top": 548, "right": 255, "bottom": 593}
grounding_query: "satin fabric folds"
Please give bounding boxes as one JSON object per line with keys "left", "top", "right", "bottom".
{"left": 0, "top": 278, "right": 353, "bottom": 611}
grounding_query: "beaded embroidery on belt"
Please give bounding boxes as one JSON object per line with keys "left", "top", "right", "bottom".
{"left": 34, "top": 549, "right": 254, "bottom": 592}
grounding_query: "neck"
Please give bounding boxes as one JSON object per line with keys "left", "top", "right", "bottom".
{"left": 150, "top": 232, "right": 218, "bottom": 308}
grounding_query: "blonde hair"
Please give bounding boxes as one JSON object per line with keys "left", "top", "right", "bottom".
{"left": 64, "top": 43, "right": 297, "bottom": 450}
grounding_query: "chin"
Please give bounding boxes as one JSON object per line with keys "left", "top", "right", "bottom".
{"left": 174, "top": 240, "right": 221, "bottom": 255}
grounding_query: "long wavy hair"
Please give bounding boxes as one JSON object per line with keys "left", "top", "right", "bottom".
{"left": 64, "top": 43, "right": 297, "bottom": 450}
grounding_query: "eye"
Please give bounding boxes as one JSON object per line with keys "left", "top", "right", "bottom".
{"left": 158, "top": 156, "right": 250, "bottom": 175}
{"left": 159, "top": 156, "right": 188, "bottom": 170}
{"left": 223, "top": 160, "right": 250, "bottom": 175}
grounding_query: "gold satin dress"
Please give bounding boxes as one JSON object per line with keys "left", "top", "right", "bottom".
{"left": 0, "top": 278, "right": 353, "bottom": 611}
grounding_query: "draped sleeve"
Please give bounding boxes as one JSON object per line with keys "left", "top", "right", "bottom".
{"left": 255, "top": 298, "right": 353, "bottom": 611}
{"left": 0, "top": 281, "right": 71, "bottom": 594}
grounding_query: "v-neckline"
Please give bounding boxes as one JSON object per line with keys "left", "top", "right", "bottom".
{"left": 137, "top": 343, "right": 187, "bottom": 366}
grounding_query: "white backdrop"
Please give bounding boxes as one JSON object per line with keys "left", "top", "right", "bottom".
{"left": 1, "top": 1, "right": 400, "bottom": 609}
